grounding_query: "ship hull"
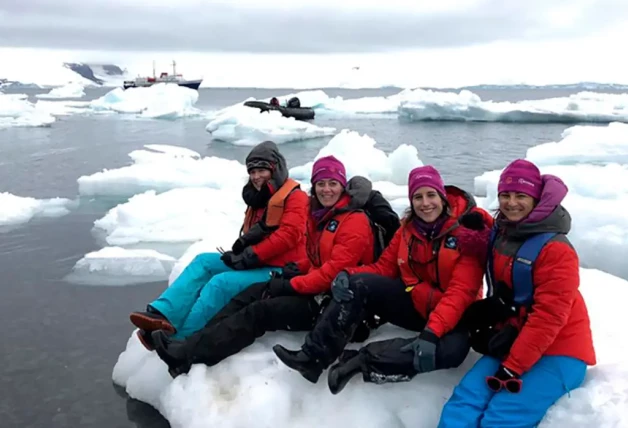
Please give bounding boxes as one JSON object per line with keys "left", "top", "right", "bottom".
{"left": 123, "top": 79, "right": 202, "bottom": 90}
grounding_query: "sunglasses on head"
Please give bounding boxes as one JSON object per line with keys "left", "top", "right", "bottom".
{"left": 485, "top": 375, "right": 522, "bottom": 393}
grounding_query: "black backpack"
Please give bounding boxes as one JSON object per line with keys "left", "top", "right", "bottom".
{"left": 361, "top": 190, "right": 400, "bottom": 261}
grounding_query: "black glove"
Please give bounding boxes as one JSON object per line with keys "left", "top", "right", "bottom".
{"left": 486, "top": 365, "right": 522, "bottom": 393}
{"left": 400, "top": 328, "right": 439, "bottom": 373}
{"left": 233, "top": 223, "right": 272, "bottom": 255}
{"left": 220, "top": 247, "right": 259, "bottom": 270}
{"left": 263, "top": 276, "right": 297, "bottom": 299}
{"left": 459, "top": 211, "right": 486, "bottom": 231}
{"left": 462, "top": 287, "right": 517, "bottom": 331}
{"left": 331, "top": 271, "right": 352, "bottom": 302}
{"left": 281, "top": 262, "right": 302, "bottom": 280}
{"left": 231, "top": 237, "right": 247, "bottom": 255}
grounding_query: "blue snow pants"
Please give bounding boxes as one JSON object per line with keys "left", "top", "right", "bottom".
{"left": 149, "top": 252, "right": 279, "bottom": 338}
{"left": 438, "top": 355, "right": 587, "bottom": 428}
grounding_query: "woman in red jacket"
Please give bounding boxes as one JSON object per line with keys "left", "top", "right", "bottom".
{"left": 149, "top": 156, "right": 400, "bottom": 377}
{"left": 438, "top": 159, "right": 596, "bottom": 428}
{"left": 128, "top": 141, "right": 308, "bottom": 347}
{"left": 274, "top": 165, "right": 492, "bottom": 392}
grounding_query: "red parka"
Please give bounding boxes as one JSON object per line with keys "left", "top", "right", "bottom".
{"left": 240, "top": 141, "right": 308, "bottom": 268}
{"left": 290, "top": 178, "right": 376, "bottom": 295}
{"left": 346, "top": 186, "right": 492, "bottom": 338}
{"left": 493, "top": 176, "right": 596, "bottom": 375}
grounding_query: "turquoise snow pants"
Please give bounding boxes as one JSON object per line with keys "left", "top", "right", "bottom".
{"left": 438, "top": 355, "right": 587, "bottom": 428}
{"left": 149, "top": 252, "right": 279, "bottom": 338}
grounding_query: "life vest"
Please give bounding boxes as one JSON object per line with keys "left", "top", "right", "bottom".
{"left": 242, "top": 178, "right": 300, "bottom": 233}
{"left": 487, "top": 227, "right": 557, "bottom": 310}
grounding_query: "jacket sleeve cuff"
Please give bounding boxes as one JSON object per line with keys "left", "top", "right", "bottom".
{"left": 425, "top": 321, "right": 444, "bottom": 339}
{"left": 419, "top": 327, "right": 440, "bottom": 343}
{"left": 502, "top": 358, "right": 525, "bottom": 377}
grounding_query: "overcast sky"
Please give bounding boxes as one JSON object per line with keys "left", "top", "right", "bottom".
{"left": 1, "top": 0, "right": 627, "bottom": 54}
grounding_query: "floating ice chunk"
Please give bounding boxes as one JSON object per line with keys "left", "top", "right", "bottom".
{"left": 0, "top": 93, "right": 56, "bottom": 128}
{"left": 289, "top": 129, "right": 423, "bottom": 185}
{"left": 94, "top": 188, "right": 244, "bottom": 247}
{"left": 399, "top": 89, "right": 628, "bottom": 123}
{"left": 527, "top": 122, "right": 628, "bottom": 166}
{"left": 89, "top": 83, "right": 202, "bottom": 119}
{"left": 0, "top": 192, "right": 74, "bottom": 227}
{"left": 206, "top": 104, "right": 336, "bottom": 145}
{"left": 66, "top": 247, "right": 177, "bottom": 286}
{"left": 474, "top": 122, "right": 628, "bottom": 280}
{"left": 77, "top": 145, "right": 247, "bottom": 197}
{"left": 112, "top": 268, "right": 628, "bottom": 428}
{"left": 35, "top": 82, "right": 86, "bottom": 99}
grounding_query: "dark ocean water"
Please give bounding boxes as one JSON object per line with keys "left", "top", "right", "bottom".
{"left": 0, "top": 85, "right": 607, "bottom": 427}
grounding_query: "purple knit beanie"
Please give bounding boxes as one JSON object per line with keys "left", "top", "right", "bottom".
{"left": 408, "top": 165, "right": 446, "bottom": 200}
{"left": 498, "top": 159, "right": 543, "bottom": 199}
{"left": 311, "top": 155, "right": 347, "bottom": 187}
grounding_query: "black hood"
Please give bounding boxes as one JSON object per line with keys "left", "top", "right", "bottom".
{"left": 245, "top": 141, "right": 288, "bottom": 189}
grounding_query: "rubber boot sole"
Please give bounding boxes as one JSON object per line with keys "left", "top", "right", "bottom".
{"left": 136, "top": 330, "right": 155, "bottom": 351}
{"left": 130, "top": 313, "right": 176, "bottom": 333}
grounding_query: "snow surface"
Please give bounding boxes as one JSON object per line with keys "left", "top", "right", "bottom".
{"left": 0, "top": 192, "right": 75, "bottom": 227}
{"left": 475, "top": 122, "right": 628, "bottom": 279}
{"left": 112, "top": 268, "right": 627, "bottom": 428}
{"left": 90, "top": 84, "right": 202, "bottom": 119}
{"left": 35, "top": 82, "right": 86, "bottom": 99}
{"left": 399, "top": 89, "right": 628, "bottom": 123}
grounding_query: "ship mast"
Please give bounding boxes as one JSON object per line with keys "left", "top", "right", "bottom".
{"left": 172, "top": 60, "right": 177, "bottom": 76}
{"left": 152, "top": 61, "right": 156, "bottom": 78}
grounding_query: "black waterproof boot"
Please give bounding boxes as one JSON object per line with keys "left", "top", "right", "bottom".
{"left": 130, "top": 306, "right": 175, "bottom": 333}
{"left": 327, "top": 351, "right": 362, "bottom": 394}
{"left": 136, "top": 329, "right": 155, "bottom": 351}
{"left": 272, "top": 345, "right": 323, "bottom": 384}
{"left": 151, "top": 330, "right": 191, "bottom": 378}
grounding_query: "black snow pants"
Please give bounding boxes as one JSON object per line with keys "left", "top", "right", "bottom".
{"left": 181, "top": 281, "right": 322, "bottom": 367}
{"left": 302, "top": 273, "right": 470, "bottom": 383}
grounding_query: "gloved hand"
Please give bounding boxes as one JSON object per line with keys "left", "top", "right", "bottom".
{"left": 486, "top": 365, "right": 522, "bottom": 393}
{"left": 282, "top": 262, "right": 302, "bottom": 280}
{"left": 331, "top": 271, "right": 352, "bottom": 302}
{"left": 462, "top": 289, "right": 517, "bottom": 331}
{"left": 231, "top": 237, "right": 247, "bottom": 255}
{"left": 220, "top": 247, "right": 259, "bottom": 270}
{"left": 459, "top": 211, "right": 486, "bottom": 231}
{"left": 400, "top": 328, "right": 439, "bottom": 373}
{"left": 263, "top": 276, "right": 297, "bottom": 299}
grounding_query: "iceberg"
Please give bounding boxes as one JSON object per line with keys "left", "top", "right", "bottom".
{"left": 89, "top": 83, "right": 202, "bottom": 119}
{"left": 66, "top": 247, "right": 177, "bottom": 286}
{"left": 112, "top": 268, "right": 628, "bottom": 428}
{"left": 205, "top": 104, "right": 336, "bottom": 146}
{"left": 0, "top": 192, "right": 74, "bottom": 227}
{"left": 289, "top": 129, "right": 422, "bottom": 187}
{"left": 77, "top": 145, "right": 247, "bottom": 198}
{"left": 475, "top": 122, "right": 628, "bottom": 280}
{"left": 0, "top": 93, "right": 56, "bottom": 129}
{"left": 35, "top": 82, "right": 86, "bottom": 99}
{"left": 399, "top": 89, "right": 628, "bottom": 123}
